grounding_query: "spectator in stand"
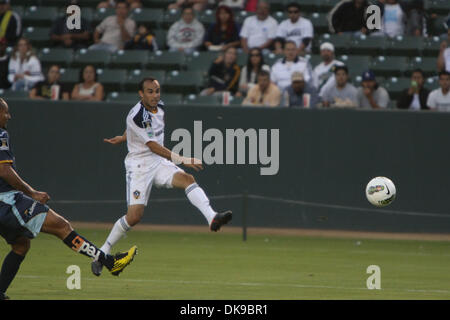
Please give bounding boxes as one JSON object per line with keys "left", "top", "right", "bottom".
{"left": 281, "top": 71, "right": 320, "bottom": 108}
{"left": 245, "top": 0, "right": 258, "bottom": 12}
{"left": 328, "top": 0, "right": 369, "bottom": 35}
{"left": 397, "top": 69, "right": 430, "bottom": 110}
{"left": 29, "top": 65, "right": 70, "bottom": 100}
{"left": 50, "top": 6, "right": 92, "bottom": 49}
{"left": 168, "top": 0, "right": 207, "bottom": 12}
{"left": 405, "top": 0, "right": 428, "bottom": 36}
{"left": 274, "top": 3, "right": 313, "bottom": 56}
{"left": 437, "top": 29, "right": 450, "bottom": 72}
{"left": 200, "top": 47, "right": 240, "bottom": 96}
{"left": 71, "top": 65, "right": 104, "bottom": 101}
{"left": 313, "top": 42, "right": 344, "bottom": 96}
{"left": 321, "top": 65, "right": 358, "bottom": 108}
{"left": 8, "top": 38, "right": 44, "bottom": 91}
{"left": 97, "top": 0, "right": 142, "bottom": 9}
{"left": 238, "top": 47, "right": 270, "bottom": 96}
{"left": 356, "top": 70, "right": 390, "bottom": 109}
{"left": 375, "top": 0, "right": 408, "bottom": 38}
{"left": 427, "top": 71, "right": 450, "bottom": 111}
{"left": 0, "top": 37, "right": 10, "bottom": 89}
{"left": 89, "top": 0, "right": 136, "bottom": 53}
{"left": 240, "top": 1, "right": 278, "bottom": 54}
{"left": 270, "top": 40, "right": 314, "bottom": 92}
{"left": 167, "top": 6, "right": 205, "bottom": 54}
{"left": 0, "top": 0, "right": 22, "bottom": 47}
{"left": 204, "top": 5, "right": 240, "bottom": 52}
{"left": 124, "top": 24, "right": 158, "bottom": 51}
{"left": 242, "top": 70, "right": 281, "bottom": 107}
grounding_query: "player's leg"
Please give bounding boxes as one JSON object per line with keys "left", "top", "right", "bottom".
{"left": 41, "top": 209, "right": 137, "bottom": 276}
{"left": 164, "top": 164, "right": 232, "bottom": 231}
{"left": 99, "top": 204, "right": 144, "bottom": 255}
{"left": 0, "top": 236, "right": 29, "bottom": 300}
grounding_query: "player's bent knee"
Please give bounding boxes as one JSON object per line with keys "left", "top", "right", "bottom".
{"left": 11, "top": 237, "right": 30, "bottom": 256}
{"left": 126, "top": 205, "right": 145, "bottom": 226}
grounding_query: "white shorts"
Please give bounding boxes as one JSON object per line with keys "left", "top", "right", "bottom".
{"left": 125, "top": 159, "right": 184, "bottom": 206}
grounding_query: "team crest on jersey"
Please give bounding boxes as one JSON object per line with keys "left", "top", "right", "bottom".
{"left": 133, "top": 190, "right": 141, "bottom": 199}
{"left": 142, "top": 119, "right": 154, "bottom": 138}
{"left": 0, "top": 138, "right": 9, "bottom": 150}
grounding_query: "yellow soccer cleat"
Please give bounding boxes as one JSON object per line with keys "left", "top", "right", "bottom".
{"left": 110, "top": 245, "right": 138, "bottom": 276}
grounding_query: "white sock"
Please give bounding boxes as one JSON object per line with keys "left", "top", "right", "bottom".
{"left": 185, "top": 183, "right": 217, "bottom": 225}
{"left": 100, "top": 215, "right": 131, "bottom": 254}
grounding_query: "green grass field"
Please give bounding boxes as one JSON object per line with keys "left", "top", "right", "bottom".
{"left": 1, "top": 228, "right": 450, "bottom": 300}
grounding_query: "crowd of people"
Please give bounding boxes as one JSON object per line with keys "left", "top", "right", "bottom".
{"left": 0, "top": 0, "right": 449, "bottom": 110}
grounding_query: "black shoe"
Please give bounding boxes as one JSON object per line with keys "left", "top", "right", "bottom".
{"left": 0, "top": 292, "right": 10, "bottom": 300}
{"left": 210, "top": 210, "right": 232, "bottom": 232}
{"left": 91, "top": 260, "right": 103, "bottom": 277}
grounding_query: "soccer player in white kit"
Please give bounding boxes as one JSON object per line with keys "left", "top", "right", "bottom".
{"left": 91, "top": 77, "right": 232, "bottom": 276}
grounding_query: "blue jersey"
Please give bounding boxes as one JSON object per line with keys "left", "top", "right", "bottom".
{"left": 0, "top": 128, "right": 16, "bottom": 193}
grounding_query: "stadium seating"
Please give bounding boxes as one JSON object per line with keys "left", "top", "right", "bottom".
{"left": 385, "top": 36, "right": 425, "bottom": 57}
{"left": 107, "top": 92, "right": 141, "bottom": 103}
{"left": 124, "top": 69, "right": 166, "bottom": 92}
{"left": 39, "top": 48, "right": 74, "bottom": 68}
{"left": 109, "top": 50, "right": 150, "bottom": 69}
{"left": 370, "top": 56, "right": 408, "bottom": 77}
{"left": 130, "top": 8, "right": 164, "bottom": 28}
{"left": 0, "top": 89, "right": 29, "bottom": 99}
{"left": 72, "top": 49, "right": 112, "bottom": 68}
{"left": 408, "top": 56, "right": 438, "bottom": 77}
{"left": 59, "top": 68, "right": 81, "bottom": 87}
{"left": 184, "top": 95, "right": 220, "bottom": 105}
{"left": 163, "top": 70, "right": 205, "bottom": 94}
{"left": 163, "top": 93, "right": 184, "bottom": 105}
{"left": 185, "top": 51, "right": 219, "bottom": 75}
{"left": 97, "top": 69, "right": 128, "bottom": 92}
{"left": 22, "top": 6, "right": 59, "bottom": 27}
{"left": 350, "top": 35, "right": 387, "bottom": 56}
{"left": 23, "top": 27, "right": 52, "bottom": 48}
{"left": 384, "top": 77, "right": 411, "bottom": 100}
{"left": 147, "top": 51, "right": 185, "bottom": 70}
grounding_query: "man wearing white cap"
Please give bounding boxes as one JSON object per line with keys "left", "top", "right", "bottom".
{"left": 281, "top": 71, "right": 319, "bottom": 108}
{"left": 313, "top": 42, "right": 344, "bottom": 97}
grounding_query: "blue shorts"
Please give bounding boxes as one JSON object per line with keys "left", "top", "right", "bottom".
{"left": 0, "top": 191, "right": 49, "bottom": 245}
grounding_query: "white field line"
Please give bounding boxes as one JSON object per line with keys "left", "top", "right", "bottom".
{"left": 16, "top": 275, "right": 450, "bottom": 295}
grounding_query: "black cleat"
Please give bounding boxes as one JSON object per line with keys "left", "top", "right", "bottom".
{"left": 210, "top": 210, "right": 232, "bottom": 232}
{"left": 91, "top": 260, "right": 103, "bottom": 277}
{"left": 0, "top": 292, "right": 10, "bottom": 300}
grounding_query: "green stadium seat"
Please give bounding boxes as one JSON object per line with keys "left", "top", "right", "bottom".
{"left": 388, "top": 100, "right": 397, "bottom": 109}
{"left": 23, "top": 6, "right": 59, "bottom": 27}
{"left": 229, "top": 96, "right": 244, "bottom": 105}
{"left": 77, "top": 0, "right": 101, "bottom": 7}
{"left": 0, "top": 89, "right": 29, "bottom": 99}
{"left": 272, "top": 11, "right": 287, "bottom": 24}
{"left": 161, "top": 9, "right": 181, "bottom": 29}
{"left": 124, "top": 69, "right": 165, "bottom": 92}
{"left": 408, "top": 56, "right": 438, "bottom": 77}
{"left": 97, "top": 69, "right": 127, "bottom": 92}
{"left": 426, "top": 0, "right": 450, "bottom": 15}
{"left": 234, "top": 11, "right": 255, "bottom": 25}
{"left": 425, "top": 76, "right": 440, "bottom": 91}
{"left": 317, "top": 34, "right": 352, "bottom": 55}
{"left": 92, "top": 8, "right": 115, "bottom": 24}
{"left": 307, "top": 54, "right": 322, "bottom": 68}
{"left": 338, "top": 55, "right": 372, "bottom": 78}
{"left": 422, "top": 36, "right": 446, "bottom": 57}
{"left": 153, "top": 29, "right": 168, "bottom": 50}
{"left": 198, "top": 9, "right": 216, "bottom": 28}
{"left": 23, "top": 27, "right": 52, "bottom": 48}
{"left": 266, "top": 0, "right": 286, "bottom": 13}
{"left": 107, "top": 92, "right": 141, "bottom": 103}
{"left": 59, "top": 68, "right": 80, "bottom": 87}
{"left": 318, "top": 0, "right": 342, "bottom": 13}
{"left": 11, "top": 6, "right": 24, "bottom": 16}
{"left": 39, "top": 48, "right": 74, "bottom": 68}
{"left": 309, "top": 12, "right": 329, "bottom": 35}
{"left": 264, "top": 53, "right": 284, "bottom": 67}
{"left": 142, "top": 0, "right": 173, "bottom": 9}
{"left": 147, "top": 51, "right": 185, "bottom": 70}
{"left": 385, "top": 36, "right": 425, "bottom": 56}
{"left": 73, "top": 49, "right": 112, "bottom": 68}
{"left": 351, "top": 75, "right": 385, "bottom": 87}
{"left": 350, "top": 35, "right": 387, "bottom": 56}
{"left": 384, "top": 77, "right": 411, "bottom": 100}
{"left": 370, "top": 56, "right": 408, "bottom": 77}
{"left": 130, "top": 8, "right": 164, "bottom": 28}
{"left": 163, "top": 70, "right": 204, "bottom": 94}
{"left": 184, "top": 94, "right": 220, "bottom": 105}
{"left": 185, "top": 51, "right": 219, "bottom": 74}
{"left": 109, "top": 50, "right": 150, "bottom": 69}
{"left": 162, "top": 93, "right": 183, "bottom": 105}
{"left": 80, "top": 7, "right": 95, "bottom": 23}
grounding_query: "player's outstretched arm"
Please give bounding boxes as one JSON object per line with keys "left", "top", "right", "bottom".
{"left": 146, "top": 141, "right": 203, "bottom": 171}
{"left": 0, "top": 163, "right": 50, "bottom": 203}
{"left": 104, "top": 130, "right": 127, "bottom": 145}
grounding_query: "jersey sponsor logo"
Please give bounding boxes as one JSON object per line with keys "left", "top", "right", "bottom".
{"left": 142, "top": 119, "right": 154, "bottom": 137}
{"left": 0, "top": 138, "right": 9, "bottom": 150}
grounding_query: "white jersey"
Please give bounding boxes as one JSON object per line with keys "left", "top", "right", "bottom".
{"left": 276, "top": 17, "right": 314, "bottom": 51}
{"left": 239, "top": 15, "right": 278, "bottom": 49}
{"left": 270, "top": 56, "right": 314, "bottom": 91}
{"left": 426, "top": 88, "right": 450, "bottom": 111}
{"left": 125, "top": 100, "right": 166, "bottom": 169}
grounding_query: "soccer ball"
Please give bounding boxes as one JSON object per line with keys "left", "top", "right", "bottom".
{"left": 365, "top": 177, "right": 396, "bottom": 207}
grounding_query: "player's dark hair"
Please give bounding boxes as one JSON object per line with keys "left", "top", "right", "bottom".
{"left": 246, "top": 48, "right": 265, "bottom": 82}
{"left": 79, "top": 64, "right": 98, "bottom": 83}
{"left": 438, "top": 70, "right": 450, "bottom": 78}
{"left": 334, "top": 65, "right": 349, "bottom": 75}
{"left": 139, "top": 77, "right": 157, "bottom": 91}
{"left": 286, "top": 2, "right": 301, "bottom": 11}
